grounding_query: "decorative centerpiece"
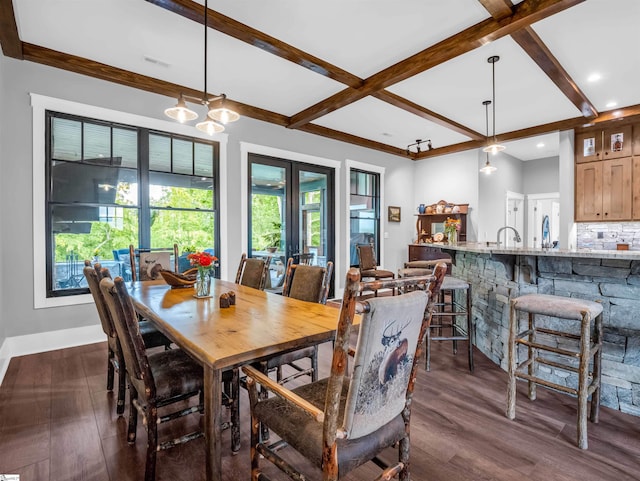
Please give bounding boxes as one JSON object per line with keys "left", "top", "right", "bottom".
{"left": 444, "top": 217, "right": 461, "bottom": 244}
{"left": 187, "top": 251, "right": 217, "bottom": 298}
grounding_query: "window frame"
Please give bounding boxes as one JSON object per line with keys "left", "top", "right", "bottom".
{"left": 32, "top": 94, "right": 228, "bottom": 308}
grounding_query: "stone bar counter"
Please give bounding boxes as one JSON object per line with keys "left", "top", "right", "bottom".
{"left": 429, "top": 242, "right": 640, "bottom": 416}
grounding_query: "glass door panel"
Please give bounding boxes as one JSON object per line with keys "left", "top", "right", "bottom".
{"left": 298, "top": 170, "right": 328, "bottom": 267}
{"left": 249, "top": 154, "right": 335, "bottom": 293}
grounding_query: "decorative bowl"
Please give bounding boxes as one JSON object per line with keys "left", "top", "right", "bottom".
{"left": 159, "top": 269, "right": 197, "bottom": 288}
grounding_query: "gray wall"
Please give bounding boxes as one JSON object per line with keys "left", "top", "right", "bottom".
{"left": 477, "top": 151, "right": 523, "bottom": 243}
{"left": 522, "top": 156, "right": 559, "bottom": 194}
{"left": 0, "top": 57, "right": 416, "bottom": 339}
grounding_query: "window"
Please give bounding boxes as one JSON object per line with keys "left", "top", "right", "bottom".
{"left": 349, "top": 169, "right": 380, "bottom": 266}
{"left": 46, "top": 111, "right": 219, "bottom": 298}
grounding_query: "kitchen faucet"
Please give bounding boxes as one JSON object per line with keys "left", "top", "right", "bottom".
{"left": 496, "top": 226, "right": 522, "bottom": 246}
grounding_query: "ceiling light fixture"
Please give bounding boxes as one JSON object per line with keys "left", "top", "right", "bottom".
{"left": 406, "top": 138, "right": 433, "bottom": 155}
{"left": 483, "top": 56, "right": 505, "bottom": 156}
{"left": 164, "top": 0, "right": 239, "bottom": 134}
{"left": 480, "top": 100, "right": 497, "bottom": 175}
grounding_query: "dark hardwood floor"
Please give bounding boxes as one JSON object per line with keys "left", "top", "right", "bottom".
{"left": 0, "top": 338, "right": 638, "bottom": 480}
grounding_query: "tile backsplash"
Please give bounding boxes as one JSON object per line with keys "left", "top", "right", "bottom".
{"left": 577, "top": 222, "right": 640, "bottom": 250}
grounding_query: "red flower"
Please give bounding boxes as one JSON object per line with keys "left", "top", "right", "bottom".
{"left": 187, "top": 252, "right": 218, "bottom": 268}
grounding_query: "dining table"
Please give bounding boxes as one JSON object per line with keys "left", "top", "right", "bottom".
{"left": 128, "top": 277, "right": 345, "bottom": 481}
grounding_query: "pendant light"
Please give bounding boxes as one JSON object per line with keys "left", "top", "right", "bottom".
{"left": 480, "top": 100, "right": 497, "bottom": 174}
{"left": 165, "top": 0, "right": 239, "bottom": 134}
{"left": 482, "top": 55, "right": 505, "bottom": 155}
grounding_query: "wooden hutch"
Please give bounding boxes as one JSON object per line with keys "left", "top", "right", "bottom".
{"left": 409, "top": 200, "right": 468, "bottom": 263}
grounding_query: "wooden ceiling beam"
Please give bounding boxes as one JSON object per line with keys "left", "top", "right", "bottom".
{"left": 512, "top": 27, "right": 598, "bottom": 118}
{"left": 479, "top": 0, "right": 598, "bottom": 119}
{"left": 145, "top": 0, "right": 363, "bottom": 89}
{"left": 373, "top": 91, "right": 485, "bottom": 140}
{"left": 0, "top": 0, "right": 23, "bottom": 59}
{"left": 21, "top": 43, "right": 290, "bottom": 127}
{"left": 288, "top": 0, "right": 584, "bottom": 129}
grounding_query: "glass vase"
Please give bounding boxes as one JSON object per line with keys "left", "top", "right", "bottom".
{"left": 195, "top": 269, "right": 211, "bottom": 298}
{"left": 447, "top": 231, "right": 457, "bottom": 245}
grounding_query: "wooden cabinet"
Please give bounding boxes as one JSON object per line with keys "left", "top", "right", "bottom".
{"left": 633, "top": 158, "right": 640, "bottom": 219}
{"left": 415, "top": 213, "right": 467, "bottom": 243}
{"left": 576, "top": 125, "right": 632, "bottom": 163}
{"left": 575, "top": 158, "right": 631, "bottom": 221}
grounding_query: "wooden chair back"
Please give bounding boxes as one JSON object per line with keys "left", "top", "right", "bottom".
{"left": 99, "top": 274, "right": 156, "bottom": 400}
{"left": 325, "top": 264, "right": 446, "bottom": 442}
{"left": 235, "top": 253, "right": 271, "bottom": 290}
{"left": 83, "top": 261, "right": 115, "bottom": 339}
{"left": 281, "top": 257, "right": 333, "bottom": 304}
{"left": 128, "top": 244, "right": 179, "bottom": 282}
{"left": 356, "top": 244, "right": 377, "bottom": 270}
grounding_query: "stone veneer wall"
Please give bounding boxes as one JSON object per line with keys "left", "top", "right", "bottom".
{"left": 452, "top": 251, "right": 640, "bottom": 416}
{"left": 577, "top": 222, "right": 640, "bottom": 250}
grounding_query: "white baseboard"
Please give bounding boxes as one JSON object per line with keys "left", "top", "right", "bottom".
{"left": 0, "top": 324, "right": 104, "bottom": 385}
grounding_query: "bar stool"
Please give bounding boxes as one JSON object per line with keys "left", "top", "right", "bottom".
{"left": 506, "top": 293, "right": 603, "bottom": 449}
{"left": 426, "top": 275, "right": 473, "bottom": 372}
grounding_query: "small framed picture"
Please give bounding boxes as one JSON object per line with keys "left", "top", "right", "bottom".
{"left": 611, "top": 133, "right": 624, "bottom": 152}
{"left": 388, "top": 206, "right": 401, "bottom": 222}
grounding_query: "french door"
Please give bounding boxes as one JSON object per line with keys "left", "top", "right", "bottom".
{"left": 248, "top": 153, "right": 334, "bottom": 288}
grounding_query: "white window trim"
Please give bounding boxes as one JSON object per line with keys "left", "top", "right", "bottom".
{"left": 239, "top": 142, "right": 341, "bottom": 285}
{"left": 345, "top": 159, "right": 386, "bottom": 270}
{"left": 31, "top": 93, "right": 228, "bottom": 308}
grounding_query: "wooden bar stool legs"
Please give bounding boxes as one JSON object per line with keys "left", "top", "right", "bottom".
{"left": 507, "top": 294, "right": 603, "bottom": 449}
{"left": 426, "top": 276, "right": 473, "bottom": 372}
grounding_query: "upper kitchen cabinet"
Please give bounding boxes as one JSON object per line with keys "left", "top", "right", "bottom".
{"left": 576, "top": 125, "right": 632, "bottom": 163}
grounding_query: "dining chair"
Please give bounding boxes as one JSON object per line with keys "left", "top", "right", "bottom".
{"left": 260, "top": 258, "right": 334, "bottom": 386}
{"left": 83, "top": 261, "right": 171, "bottom": 415}
{"left": 99, "top": 274, "right": 240, "bottom": 481}
{"left": 128, "top": 244, "right": 179, "bottom": 282}
{"left": 243, "top": 263, "right": 447, "bottom": 481}
{"left": 235, "top": 253, "right": 271, "bottom": 290}
{"left": 356, "top": 243, "right": 395, "bottom": 296}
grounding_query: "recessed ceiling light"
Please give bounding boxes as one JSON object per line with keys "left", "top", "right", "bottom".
{"left": 587, "top": 73, "right": 602, "bottom": 82}
{"left": 536, "top": 143, "right": 545, "bottom": 148}
{"left": 606, "top": 101, "right": 618, "bottom": 108}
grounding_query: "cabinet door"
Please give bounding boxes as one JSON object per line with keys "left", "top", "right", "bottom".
{"left": 575, "top": 162, "right": 603, "bottom": 221}
{"left": 575, "top": 131, "right": 602, "bottom": 163}
{"left": 602, "top": 158, "right": 632, "bottom": 220}
{"left": 633, "top": 123, "right": 640, "bottom": 156}
{"left": 633, "top": 158, "right": 640, "bottom": 219}
{"left": 603, "top": 125, "right": 632, "bottom": 159}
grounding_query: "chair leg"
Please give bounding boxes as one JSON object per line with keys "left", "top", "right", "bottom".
{"left": 116, "top": 364, "right": 126, "bottom": 416}
{"left": 506, "top": 301, "right": 517, "bottom": 420}
{"left": 249, "top": 391, "right": 262, "bottom": 481}
{"left": 145, "top": 406, "right": 158, "bottom": 481}
{"left": 107, "top": 347, "right": 115, "bottom": 391}
{"left": 590, "top": 313, "right": 603, "bottom": 423}
{"left": 467, "top": 285, "right": 474, "bottom": 372}
{"left": 398, "top": 434, "right": 410, "bottom": 481}
{"left": 528, "top": 313, "right": 537, "bottom": 401}
{"left": 425, "top": 325, "right": 432, "bottom": 372}
{"left": 311, "top": 347, "right": 319, "bottom": 382}
{"left": 577, "top": 313, "right": 591, "bottom": 450}
{"left": 128, "top": 383, "right": 138, "bottom": 444}
{"left": 231, "top": 369, "right": 241, "bottom": 453}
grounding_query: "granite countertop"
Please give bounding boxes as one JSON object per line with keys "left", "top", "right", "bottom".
{"left": 412, "top": 242, "right": 640, "bottom": 259}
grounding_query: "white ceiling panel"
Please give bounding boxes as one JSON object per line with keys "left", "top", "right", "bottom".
{"left": 503, "top": 132, "right": 559, "bottom": 161}
{"left": 532, "top": 0, "right": 640, "bottom": 113}
{"left": 206, "top": 0, "right": 489, "bottom": 78}
{"left": 313, "top": 96, "right": 471, "bottom": 150}
{"left": 388, "top": 36, "right": 582, "bottom": 136}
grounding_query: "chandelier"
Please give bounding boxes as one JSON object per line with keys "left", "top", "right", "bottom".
{"left": 480, "top": 100, "right": 497, "bottom": 174}
{"left": 164, "top": 0, "right": 239, "bottom": 134}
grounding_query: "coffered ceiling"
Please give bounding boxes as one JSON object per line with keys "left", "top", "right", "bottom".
{"left": 2, "top": 0, "right": 639, "bottom": 161}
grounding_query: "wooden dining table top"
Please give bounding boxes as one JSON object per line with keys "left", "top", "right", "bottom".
{"left": 128, "top": 278, "right": 343, "bottom": 370}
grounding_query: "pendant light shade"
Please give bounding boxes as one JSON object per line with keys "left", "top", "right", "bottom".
{"left": 196, "top": 118, "right": 225, "bottom": 135}
{"left": 480, "top": 99, "right": 497, "bottom": 174}
{"left": 165, "top": 95, "right": 198, "bottom": 123}
{"left": 482, "top": 56, "right": 505, "bottom": 155}
{"left": 208, "top": 95, "right": 240, "bottom": 124}
{"left": 163, "top": 0, "right": 240, "bottom": 134}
